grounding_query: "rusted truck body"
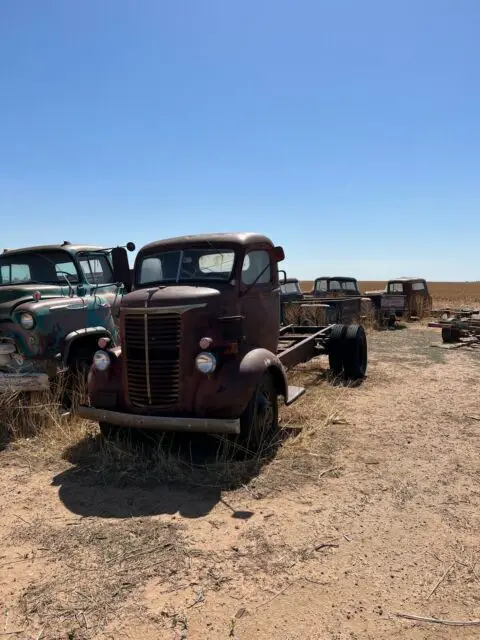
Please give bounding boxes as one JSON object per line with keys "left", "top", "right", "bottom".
{"left": 0, "top": 241, "right": 134, "bottom": 392}
{"left": 78, "top": 233, "right": 367, "bottom": 451}
{"left": 365, "top": 278, "right": 432, "bottom": 324}
{"left": 282, "top": 276, "right": 372, "bottom": 327}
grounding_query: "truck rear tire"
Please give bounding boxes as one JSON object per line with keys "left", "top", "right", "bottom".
{"left": 442, "top": 326, "right": 460, "bottom": 343}
{"left": 328, "top": 324, "right": 347, "bottom": 376}
{"left": 238, "top": 372, "right": 278, "bottom": 457}
{"left": 342, "top": 325, "right": 367, "bottom": 380}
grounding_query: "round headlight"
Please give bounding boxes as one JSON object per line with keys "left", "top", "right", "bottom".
{"left": 19, "top": 312, "right": 35, "bottom": 330}
{"left": 195, "top": 351, "right": 217, "bottom": 374}
{"left": 93, "top": 350, "right": 111, "bottom": 372}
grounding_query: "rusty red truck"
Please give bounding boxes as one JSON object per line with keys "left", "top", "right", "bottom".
{"left": 78, "top": 233, "right": 367, "bottom": 453}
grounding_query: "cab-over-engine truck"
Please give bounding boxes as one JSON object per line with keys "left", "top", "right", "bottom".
{"left": 78, "top": 233, "right": 367, "bottom": 453}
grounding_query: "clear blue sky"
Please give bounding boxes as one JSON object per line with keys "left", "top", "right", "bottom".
{"left": 1, "top": 0, "right": 479, "bottom": 280}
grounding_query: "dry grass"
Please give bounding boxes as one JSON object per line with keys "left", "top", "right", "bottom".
{"left": 14, "top": 517, "right": 185, "bottom": 638}
{"left": 1, "top": 355, "right": 345, "bottom": 493}
{"left": 0, "top": 358, "right": 350, "bottom": 637}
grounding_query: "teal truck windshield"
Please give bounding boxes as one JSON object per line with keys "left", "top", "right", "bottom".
{"left": 0, "top": 251, "right": 79, "bottom": 285}
{"left": 138, "top": 249, "right": 236, "bottom": 285}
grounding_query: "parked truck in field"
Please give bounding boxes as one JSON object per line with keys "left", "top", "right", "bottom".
{"left": 282, "top": 275, "right": 373, "bottom": 327}
{"left": 280, "top": 278, "right": 304, "bottom": 303}
{"left": 78, "top": 233, "right": 368, "bottom": 453}
{"left": 0, "top": 241, "right": 135, "bottom": 393}
{"left": 310, "top": 276, "right": 361, "bottom": 297}
{"left": 365, "top": 278, "right": 432, "bottom": 325}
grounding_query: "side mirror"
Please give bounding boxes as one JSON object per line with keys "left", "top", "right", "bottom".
{"left": 77, "top": 283, "right": 87, "bottom": 297}
{"left": 273, "top": 246, "right": 285, "bottom": 262}
{"left": 278, "top": 269, "right": 287, "bottom": 285}
{"left": 126, "top": 242, "right": 136, "bottom": 252}
{"left": 111, "top": 247, "right": 132, "bottom": 292}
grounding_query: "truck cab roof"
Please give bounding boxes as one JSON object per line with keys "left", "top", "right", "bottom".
{"left": 2, "top": 243, "right": 107, "bottom": 256}
{"left": 316, "top": 276, "right": 358, "bottom": 282}
{"left": 139, "top": 233, "right": 276, "bottom": 254}
{"left": 389, "top": 277, "right": 425, "bottom": 282}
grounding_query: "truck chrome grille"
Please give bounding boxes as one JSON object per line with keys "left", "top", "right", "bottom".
{"left": 124, "top": 313, "right": 181, "bottom": 407}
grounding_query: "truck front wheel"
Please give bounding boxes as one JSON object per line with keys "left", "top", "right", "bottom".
{"left": 238, "top": 372, "right": 278, "bottom": 457}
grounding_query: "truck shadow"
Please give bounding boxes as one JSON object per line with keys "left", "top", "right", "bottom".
{"left": 51, "top": 432, "right": 276, "bottom": 520}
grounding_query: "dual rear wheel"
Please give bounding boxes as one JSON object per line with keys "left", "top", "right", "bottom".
{"left": 328, "top": 324, "right": 368, "bottom": 380}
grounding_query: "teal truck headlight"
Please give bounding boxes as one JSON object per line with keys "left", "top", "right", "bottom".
{"left": 19, "top": 312, "right": 35, "bottom": 330}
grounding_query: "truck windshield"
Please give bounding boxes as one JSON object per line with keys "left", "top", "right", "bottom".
{"left": 0, "top": 251, "right": 79, "bottom": 286}
{"left": 138, "top": 249, "right": 236, "bottom": 285}
{"left": 336, "top": 280, "right": 359, "bottom": 292}
{"left": 281, "top": 282, "right": 301, "bottom": 294}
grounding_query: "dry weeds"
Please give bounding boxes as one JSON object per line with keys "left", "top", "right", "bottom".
{"left": 13, "top": 517, "right": 184, "bottom": 638}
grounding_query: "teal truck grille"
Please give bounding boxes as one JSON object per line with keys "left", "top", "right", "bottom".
{"left": 124, "top": 313, "right": 181, "bottom": 407}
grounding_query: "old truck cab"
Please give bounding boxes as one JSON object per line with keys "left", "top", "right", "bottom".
{"left": 79, "top": 233, "right": 297, "bottom": 450}
{"left": 280, "top": 278, "right": 304, "bottom": 303}
{"left": 366, "top": 277, "right": 432, "bottom": 323}
{"left": 0, "top": 241, "right": 134, "bottom": 392}
{"left": 311, "top": 277, "right": 361, "bottom": 298}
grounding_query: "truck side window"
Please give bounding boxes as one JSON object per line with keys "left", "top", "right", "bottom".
{"left": 80, "top": 254, "right": 114, "bottom": 285}
{"left": 0, "top": 263, "right": 31, "bottom": 284}
{"left": 315, "top": 279, "right": 328, "bottom": 292}
{"left": 241, "top": 250, "right": 271, "bottom": 286}
{"left": 55, "top": 262, "right": 79, "bottom": 282}
{"left": 412, "top": 282, "right": 425, "bottom": 291}
{"left": 388, "top": 283, "right": 404, "bottom": 293}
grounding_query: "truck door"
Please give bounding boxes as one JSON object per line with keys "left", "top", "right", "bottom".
{"left": 239, "top": 248, "right": 279, "bottom": 353}
{"left": 77, "top": 252, "right": 123, "bottom": 332}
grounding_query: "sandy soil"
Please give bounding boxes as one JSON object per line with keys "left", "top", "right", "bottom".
{"left": 0, "top": 326, "right": 479, "bottom": 639}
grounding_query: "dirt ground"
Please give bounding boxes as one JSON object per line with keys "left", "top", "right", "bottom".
{"left": 1, "top": 325, "right": 479, "bottom": 640}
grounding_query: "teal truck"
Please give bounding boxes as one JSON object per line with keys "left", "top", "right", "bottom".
{"left": 0, "top": 240, "right": 135, "bottom": 392}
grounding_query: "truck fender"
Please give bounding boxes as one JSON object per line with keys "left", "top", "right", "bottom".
{"left": 63, "top": 326, "right": 113, "bottom": 364}
{"left": 238, "top": 348, "right": 288, "bottom": 400}
{"left": 203, "top": 348, "right": 288, "bottom": 418}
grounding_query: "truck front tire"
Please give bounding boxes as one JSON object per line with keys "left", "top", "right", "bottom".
{"left": 237, "top": 372, "right": 278, "bottom": 457}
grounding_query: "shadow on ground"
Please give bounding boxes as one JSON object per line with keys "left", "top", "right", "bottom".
{"left": 52, "top": 431, "right": 282, "bottom": 520}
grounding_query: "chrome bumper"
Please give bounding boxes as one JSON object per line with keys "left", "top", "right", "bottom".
{"left": 0, "top": 372, "right": 50, "bottom": 393}
{"left": 77, "top": 405, "right": 241, "bottom": 434}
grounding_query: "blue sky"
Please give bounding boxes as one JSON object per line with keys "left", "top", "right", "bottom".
{"left": 1, "top": 0, "right": 479, "bottom": 280}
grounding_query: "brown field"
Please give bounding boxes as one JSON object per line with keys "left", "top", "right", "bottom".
{"left": 300, "top": 280, "right": 480, "bottom": 309}
{"left": 1, "top": 306, "right": 480, "bottom": 637}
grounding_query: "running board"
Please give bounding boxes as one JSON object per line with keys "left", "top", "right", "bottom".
{"left": 285, "top": 385, "right": 306, "bottom": 406}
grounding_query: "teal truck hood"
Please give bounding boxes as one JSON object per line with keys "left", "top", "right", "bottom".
{"left": 0, "top": 284, "right": 64, "bottom": 319}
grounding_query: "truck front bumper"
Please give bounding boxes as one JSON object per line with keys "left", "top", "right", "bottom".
{"left": 77, "top": 405, "right": 241, "bottom": 435}
{"left": 0, "top": 372, "right": 50, "bottom": 393}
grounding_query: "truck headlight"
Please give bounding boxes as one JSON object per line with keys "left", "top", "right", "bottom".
{"left": 93, "top": 350, "right": 111, "bottom": 372}
{"left": 19, "top": 312, "right": 35, "bottom": 330}
{"left": 195, "top": 351, "right": 216, "bottom": 374}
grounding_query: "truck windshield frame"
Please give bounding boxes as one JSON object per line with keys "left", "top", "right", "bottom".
{"left": 137, "top": 248, "right": 236, "bottom": 287}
